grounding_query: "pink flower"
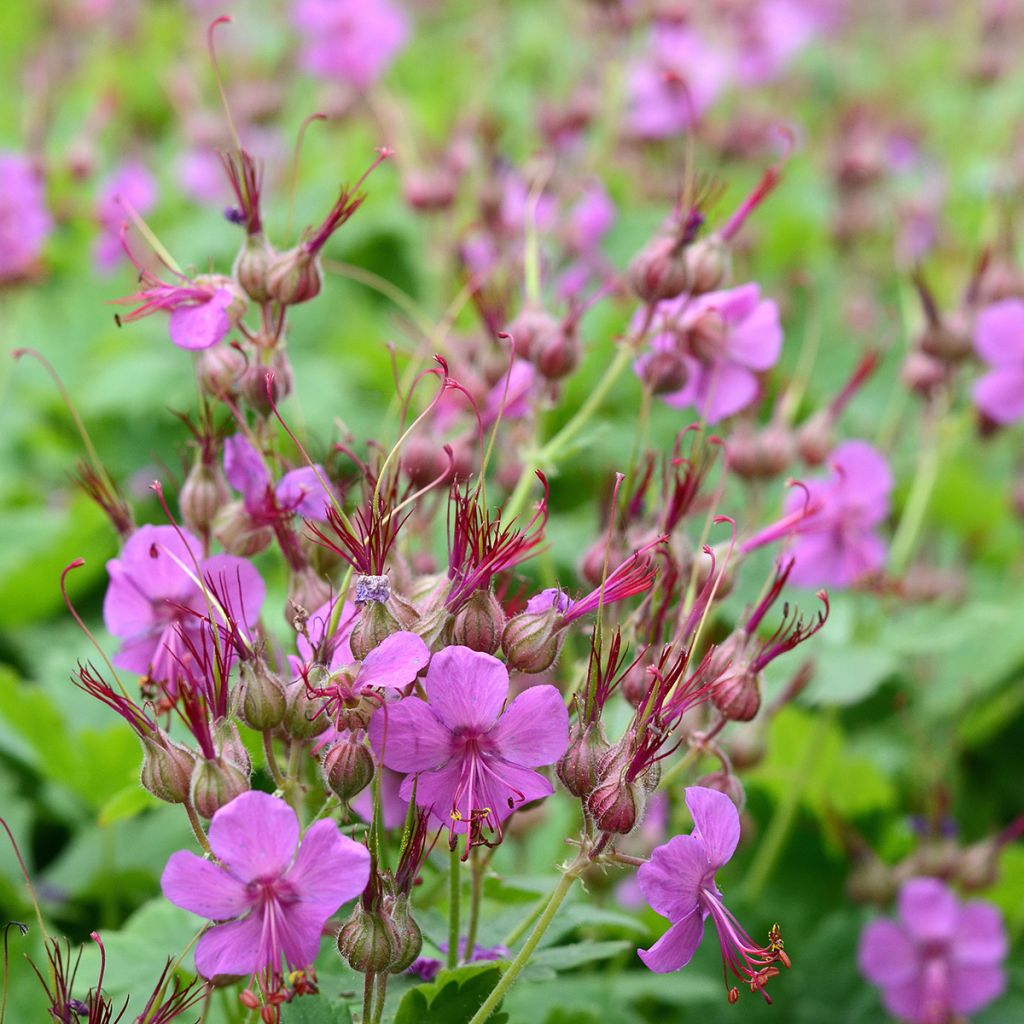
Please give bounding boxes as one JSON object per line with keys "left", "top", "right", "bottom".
{"left": 634, "top": 283, "right": 783, "bottom": 423}
{"left": 94, "top": 160, "right": 157, "bottom": 273}
{"left": 638, "top": 787, "right": 788, "bottom": 1003}
{"left": 368, "top": 646, "right": 568, "bottom": 842}
{"left": 293, "top": 0, "right": 409, "bottom": 90}
{"left": 734, "top": 0, "right": 820, "bottom": 85}
{"left": 103, "top": 524, "right": 264, "bottom": 688}
{"left": 162, "top": 791, "right": 370, "bottom": 978}
{"left": 784, "top": 440, "right": 891, "bottom": 587}
{"left": 0, "top": 152, "right": 52, "bottom": 280}
{"left": 859, "top": 877, "right": 1007, "bottom": 1024}
{"left": 294, "top": 596, "right": 359, "bottom": 673}
{"left": 972, "top": 299, "right": 1024, "bottom": 425}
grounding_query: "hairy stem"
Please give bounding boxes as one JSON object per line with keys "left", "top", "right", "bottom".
{"left": 448, "top": 846, "right": 462, "bottom": 969}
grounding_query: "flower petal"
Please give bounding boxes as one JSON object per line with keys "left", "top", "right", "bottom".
{"left": 684, "top": 787, "right": 740, "bottom": 869}
{"left": 194, "top": 914, "right": 264, "bottom": 978}
{"left": 857, "top": 920, "right": 919, "bottom": 987}
{"left": 208, "top": 791, "right": 299, "bottom": 882}
{"left": 973, "top": 298, "right": 1024, "bottom": 367}
{"left": 358, "top": 631, "right": 430, "bottom": 691}
{"left": 726, "top": 293, "right": 783, "bottom": 371}
{"left": 161, "top": 850, "right": 251, "bottom": 920}
{"left": 949, "top": 962, "right": 1006, "bottom": 1015}
{"left": 637, "top": 834, "right": 708, "bottom": 922}
{"left": 168, "top": 289, "right": 233, "bottom": 351}
{"left": 954, "top": 902, "right": 1008, "bottom": 966}
{"left": 283, "top": 821, "right": 370, "bottom": 910}
{"left": 973, "top": 367, "right": 1024, "bottom": 425}
{"left": 201, "top": 553, "right": 266, "bottom": 629}
{"left": 368, "top": 699, "right": 454, "bottom": 773}
{"left": 276, "top": 466, "right": 333, "bottom": 520}
{"left": 223, "top": 434, "right": 271, "bottom": 506}
{"left": 423, "top": 646, "right": 509, "bottom": 732}
{"left": 489, "top": 684, "right": 568, "bottom": 767}
{"left": 637, "top": 910, "right": 706, "bottom": 973}
{"left": 898, "top": 877, "right": 958, "bottom": 943}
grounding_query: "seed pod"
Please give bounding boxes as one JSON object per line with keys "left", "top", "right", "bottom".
{"left": 588, "top": 773, "right": 645, "bottom": 835}
{"left": 452, "top": 589, "right": 505, "bottom": 655}
{"left": 628, "top": 235, "right": 690, "bottom": 303}
{"left": 350, "top": 601, "right": 402, "bottom": 660}
{"left": 501, "top": 607, "right": 564, "bottom": 673}
{"left": 234, "top": 232, "right": 276, "bottom": 303}
{"left": 238, "top": 658, "right": 288, "bottom": 731}
{"left": 196, "top": 342, "right": 247, "bottom": 399}
{"left": 321, "top": 738, "right": 375, "bottom": 801}
{"left": 556, "top": 722, "right": 610, "bottom": 798}
{"left": 139, "top": 734, "right": 196, "bottom": 804}
{"left": 685, "top": 235, "right": 731, "bottom": 295}
{"left": 266, "top": 246, "right": 322, "bottom": 306}
{"left": 338, "top": 905, "right": 401, "bottom": 974}
{"left": 180, "top": 460, "right": 230, "bottom": 536}
{"left": 282, "top": 679, "right": 331, "bottom": 742}
{"left": 387, "top": 895, "right": 424, "bottom": 974}
{"left": 212, "top": 500, "right": 273, "bottom": 557}
{"left": 240, "top": 347, "right": 294, "bottom": 415}
{"left": 190, "top": 756, "right": 250, "bottom": 819}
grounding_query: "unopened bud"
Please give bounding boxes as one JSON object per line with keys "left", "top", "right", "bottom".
{"left": 628, "top": 235, "right": 690, "bottom": 303}
{"left": 266, "top": 246, "right": 322, "bottom": 306}
{"left": 727, "top": 422, "right": 795, "bottom": 479}
{"left": 140, "top": 734, "right": 196, "bottom": 804}
{"left": 504, "top": 306, "right": 560, "bottom": 361}
{"left": 403, "top": 170, "right": 456, "bottom": 212}
{"left": 501, "top": 608, "right": 564, "bottom": 673}
{"left": 918, "top": 313, "right": 972, "bottom": 362}
{"left": 534, "top": 325, "right": 580, "bottom": 381}
{"left": 587, "top": 773, "right": 645, "bottom": 834}
{"left": 282, "top": 679, "right": 331, "bottom": 741}
{"left": 387, "top": 895, "right": 423, "bottom": 974}
{"left": 696, "top": 770, "right": 746, "bottom": 811}
{"left": 190, "top": 756, "right": 250, "bottom": 819}
{"left": 957, "top": 839, "right": 1000, "bottom": 891}
{"left": 795, "top": 410, "right": 834, "bottom": 467}
{"left": 711, "top": 665, "right": 762, "bottom": 721}
{"left": 195, "top": 274, "right": 248, "bottom": 327}
{"left": 321, "top": 738, "right": 375, "bottom": 801}
{"left": 238, "top": 658, "right": 287, "bottom": 731}
{"left": 212, "top": 500, "right": 273, "bottom": 557}
{"left": 619, "top": 659, "right": 652, "bottom": 707}
{"left": 196, "top": 343, "right": 247, "bottom": 399}
{"left": 902, "top": 350, "right": 948, "bottom": 398}
{"left": 579, "top": 535, "right": 628, "bottom": 589}
{"left": 214, "top": 719, "right": 252, "bottom": 775}
{"left": 411, "top": 606, "right": 455, "bottom": 652}
{"left": 684, "top": 235, "right": 731, "bottom": 295}
{"left": 557, "top": 722, "right": 610, "bottom": 798}
{"left": 350, "top": 601, "right": 401, "bottom": 661}
{"left": 181, "top": 460, "right": 230, "bottom": 536}
{"left": 452, "top": 589, "right": 505, "bottom": 655}
{"left": 723, "top": 720, "right": 766, "bottom": 770}
{"left": 234, "top": 232, "right": 276, "bottom": 303}
{"left": 687, "top": 308, "right": 728, "bottom": 362}
{"left": 337, "top": 905, "right": 400, "bottom": 974}
{"left": 639, "top": 346, "right": 689, "bottom": 395}
{"left": 240, "top": 348, "right": 294, "bottom": 416}
{"left": 847, "top": 854, "right": 898, "bottom": 905}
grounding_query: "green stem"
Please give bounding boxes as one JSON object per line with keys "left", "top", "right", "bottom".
{"left": 184, "top": 801, "right": 214, "bottom": 857}
{"left": 361, "top": 971, "right": 375, "bottom": 1024}
{"left": 370, "top": 972, "right": 388, "bottom": 1024}
{"left": 464, "top": 847, "right": 485, "bottom": 962}
{"left": 262, "top": 732, "right": 285, "bottom": 788}
{"left": 448, "top": 846, "right": 462, "bottom": 969}
{"left": 742, "top": 711, "right": 832, "bottom": 900}
{"left": 468, "top": 861, "right": 582, "bottom": 1024}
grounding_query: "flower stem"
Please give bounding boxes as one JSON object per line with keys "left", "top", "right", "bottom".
{"left": 468, "top": 858, "right": 583, "bottom": 1024}
{"left": 370, "top": 971, "right": 388, "bottom": 1024}
{"left": 448, "top": 845, "right": 461, "bottom": 970}
{"left": 464, "top": 846, "right": 486, "bottom": 962}
{"left": 361, "top": 971, "right": 375, "bottom": 1024}
{"left": 184, "top": 801, "right": 214, "bottom": 857}
{"left": 262, "top": 731, "right": 285, "bottom": 788}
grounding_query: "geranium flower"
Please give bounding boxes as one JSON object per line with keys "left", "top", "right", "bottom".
{"left": 0, "top": 152, "right": 52, "bottom": 280}
{"left": 368, "top": 646, "right": 568, "bottom": 844}
{"left": 637, "top": 787, "right": 789, "bottom": 1003}
{"left": 162, "top": 791, "right": 370, "bottom": 978}
{"left": 103, "top": 524, "right": 264, "bottom": 688}
{"left": 971, "top": 298, "right": 1024, "bottom": 425}
{"left": 859, "top": 877, "right": 1007, "bottom": 1024}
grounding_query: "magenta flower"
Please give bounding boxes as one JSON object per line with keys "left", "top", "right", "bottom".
{"left": 368, "top": 646, "right": 568, "bottom": 842}
{"left": 294, "top": 596, "right": 358, "bottom": 672}
{"left": 859, "top": 877, "right": 1007, "bottom": 1024}
{"left": 626, "top": 25, "right": 732, "bottom": 140}
{"left": 224, "top": 434, "right": 333, "bottom": 523}
{"left": 635, "top": 283, "right": 783, "bottom": 423}
{"left": 784, "top": 440, "right": 891, "bottom": 587}
{"left": 637, "top": 787, "right": 788, "bottom": 1003}
{"left": 103, "top": 524, "right": 264, "bottom": 687}
{"left": 0, "top": 152, "right": 52, "bottom": 281}
{"left": 162, "top": 791, "right": 370, "bottom": 978}
{"left": 94, "top": 160, "right": 157, "bottom": 273}
{"left": 293, "top": 0, "right": 409, "bottom": 90}
{"left": 482, "top": 359, "right": 535, "bottom": 427}
{"left": 734, "top": 0, "right": 820, "bottom": 86}
{"left": 972, "top": 298, "right": 1024, "bottom": 425}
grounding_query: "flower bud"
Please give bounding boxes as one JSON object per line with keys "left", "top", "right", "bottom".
{"left": 504, "top": 306, "right": 560, "bottom": 361}
{"left": 238, "top": 658, "right": 288, "bottom": 731}
{"left": 794, "top": 410, "right": 834, "bottom": 467}
{"left": 140, "top": 734, "right": 196, "bottom": 804}
{"left": 847, "top": 854, "right": 899, "bottom": 905}
{"left": 212, "top": 500, "right": 273, "bottom": 557}
{"left": 240, "top": 347, "right": 294, "bottom": 416}
{"left": 628, "top": 235, "right": 690, "bottom": 303}
{"left": 534, "top": 325, "right": 580, "bottom": 381}
{"left": 196, "top": 343, "right": 247, "bottom": 399}
{"left": 619, "top": 658, "right": 652, "bottom": 707}
{"left": 727, "top": 423, "right": 795, "bottom": 479}
{"left": 321, "top": 738, "right": 375, "bottom": 801}
{"left": 411, "top": 606, "right": 455, "bottom": 653}
{"left": 282, "top": 679, "right": 331, "bottom": 741}
{"left": 350, "top": 600, "right": 401, "bottom": 661}
{"left": 587, "top": 773, "right": 645, "bottom": 834}
{"left": 213, "top": 719, "right": 252, "bottom": 775}
{"left": 452, "top": 589, "right": 505, "bottom": 655}
{"left": 338, "top": 905, "right": 400, "bottom": 974}
{"left": 403, "top": 169, "right": 457, "bottom": 212}
{"left": 684, "top": 235, "right": 731, "bottom": 295}
{"left": 181, "top": 460, "right": 230, "bottom": 536}
{"left": 901, "top": 350, "right": 948, "bottom": 398}
{"left": 405, "top": 573, "right": 451, "bottom": 614}
{"left": 190, "top": 756, "right": 250, "bottom": 819}
{"left": 401, "top": 436, "right": 451, "bottom": 489}
{"left": 686, "top": 308, "right": 728, "bottom": 362}
{"left": 639, "top": 346, "right": 689, "bottom": 395}
{"left": 711, "top": 665, "right": 762, "bottom": 722}
{"left": 723, "top": 720, "right": 765, "bottom": 770}
{"left": 918, "top": 314, "right": 972, "bottom": 362}
{"left": 557, "top": 722, "right": 610, "bottom": 798}
{"left": 956, "top": 839, "right": 1000, "bottom": 891}
{"left": 266, "top": 246, "right": 322, "bottom": 306}
{"left": 387, "top": 895, "right": 424, "bottom": 974}
{"left": 501, "top": 608, "right": 564, "bottom": 673}
{"left": 234, "top": 232, "right": 276, "bottom": 303}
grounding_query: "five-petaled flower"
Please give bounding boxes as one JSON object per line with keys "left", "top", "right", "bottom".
{"left": 368, "top": 645, "right": 568, "bottom": 849}
{"left": 637, "top": 786, "right": 789, "bottom": 1003}
{"left": 858, "top": 876, "right": 1007, "bottom": 1024}
{"left": 162, "top": 790, "right": 370, "bottom": 979}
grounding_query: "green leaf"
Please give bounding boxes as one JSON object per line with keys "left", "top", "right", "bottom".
{"left": 282, "top": 996, "right": 354, "bottom": 1023}
{"left": 529, "top": 940, "right": 632, "bottom": 971}
{"left": 392, "top": 963, "right": 508, "bottom": 1024}
{"left": 98, "top": 784, "right": 159, "bottom": 826}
